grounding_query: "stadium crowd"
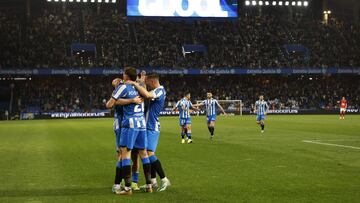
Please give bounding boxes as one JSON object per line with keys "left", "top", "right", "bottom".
{"left": 7, "top": 75, "right": 360, "bottom": 114}
{"left": 0, "top": 6, "right": 360, "bottom": 69}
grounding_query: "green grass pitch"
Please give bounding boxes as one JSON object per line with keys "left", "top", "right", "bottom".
{"left": 0, "top": 115, "right": 359, "bottom": 203}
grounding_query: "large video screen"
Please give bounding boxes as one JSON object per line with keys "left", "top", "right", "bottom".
{"left": 127, "top": 0, "right": 238, "bottom": 18}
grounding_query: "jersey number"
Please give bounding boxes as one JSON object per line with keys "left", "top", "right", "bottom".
{"left": 134, "top": 103, "right": 144, "bottom": 113}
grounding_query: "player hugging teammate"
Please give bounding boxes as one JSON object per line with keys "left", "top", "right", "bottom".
{"left": 106, "top": 67, "right": 170, "bottom": 196}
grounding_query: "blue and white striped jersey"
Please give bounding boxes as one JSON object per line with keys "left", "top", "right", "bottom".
{"left": 255, "top": 100, "right": 269, "bottom": 116}
{"left": 176, "top": 98, "right": 193, "bottom": 119}
{"left": 145, "top": 86, "right": 166, "bottom": 132}
{"left": 112, "top": 84, "right": 146, "bottom": 129}
{"left": 201, "top": 99, "right": 219, "bottom": 116}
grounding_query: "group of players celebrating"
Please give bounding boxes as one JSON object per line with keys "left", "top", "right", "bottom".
{"left": 105, "top": 67, "right": 229, "bottom": 196}
{"left": 105, "top": 67, "right": 348, "bottom": 196}
{"left": 106, "top": 67, "right": 170, "bottom": 195}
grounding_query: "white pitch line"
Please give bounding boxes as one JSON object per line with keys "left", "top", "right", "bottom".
{"left": 302, "top": 140, "right": 360, "bottom": 150}
{"left": 319, "top": 139, "right": 360, "bottom": 142}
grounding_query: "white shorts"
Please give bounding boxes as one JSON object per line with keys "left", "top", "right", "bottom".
{"left": 340, "top": 108, "right": 346, "bottom": 112}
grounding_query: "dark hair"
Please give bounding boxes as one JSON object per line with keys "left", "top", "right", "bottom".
{"left": 146, "top": 72, "right": 159, "bottom": 80}
{"left": 124, "top": 67, "right": 137, "bottom": 81}
{"left": 184, "top": 91, "right": 191, "bottom": 96}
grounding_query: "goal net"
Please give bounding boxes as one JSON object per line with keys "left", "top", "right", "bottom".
{"left": 196, "top": 100, "right": 243, "bottom": 116}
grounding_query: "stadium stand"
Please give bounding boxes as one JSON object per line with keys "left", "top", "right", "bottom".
{"left": 2, "top": 75, "right": 358, "bottom": 115}
{"left": 0, "top": 6, "right": 360, "bottom": 68}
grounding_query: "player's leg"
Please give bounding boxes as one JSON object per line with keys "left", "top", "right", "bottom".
{"left": 148, "top": 151, "right": 171, "bottom": 191}
{"left": 118, "top": 128, "right": 137, "bottom": 195}
{"left": 260, "top": 116, "right": 265, "bottom": 133}
{"left": 180, "top": 119, "right": 186, "bottom": 143}
{"left": 256, "top": 115, "right": 262, "bottom": 130}
{"left": 112, "top": 129, "right": 123, "bottom": 193}
{"left": 207, "top": 116, "right": 212, "bottom": 134}
{"left": 209, "top": 120, "right": 216, "bottom": 139}
{"left": 341, "top": 109, "right": 345, "bottom": 119}
{"left": 339, "top": 109, "right": 343, "bottom": 119}
{"left": 112, "top": 149, "right": 123, "bottom": 193}
{"left": 146, "top": 130, "right": 170, "bottom": 191}
{"left": 186, "top": 123, "right": 193, "bottom": 143}
{"left": 181, "top": 126, "right": 186, "bottom": 143}
{"left": 135, "top": 130, "right": 153, "bottom": 193}
{"left": 130, "top": 149, "right": 140, "bottom": 190}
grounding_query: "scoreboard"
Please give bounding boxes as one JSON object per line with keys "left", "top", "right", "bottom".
{"left": 127, "top": 0, "right": 238, "bottom": 18}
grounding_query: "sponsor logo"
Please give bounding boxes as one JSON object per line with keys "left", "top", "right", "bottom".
{"left": 50, "top": 112, "right": 107, "bottom": 118}
{"left": 268, "top": 109, "right": 299, "bottom": 114}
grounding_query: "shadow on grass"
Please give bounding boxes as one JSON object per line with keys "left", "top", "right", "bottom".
{"left": 0, "top": 187, "right": 110, "bottom": 198}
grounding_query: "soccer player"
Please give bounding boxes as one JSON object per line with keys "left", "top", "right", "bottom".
{"left": 107, "top": 78, "right": 143, "bottom": 194}
{"left": 194, "top": 92, "right": 226, "bottom": 139}
{"left": 254, "top": 95, "right": 269, "bottom": 133}
{"left": 106, "top": 67, "right": 152, "bottom": 195}
{"left": 127, "top": 72, "right": 171, "bottom": 191}
{"left": 338, "top": 96, "right": 347, "bottom": 119}
{"left": 172, "top": 92, "right": 199, "bottom": 144}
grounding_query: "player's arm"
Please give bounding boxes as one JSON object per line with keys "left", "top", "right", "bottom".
{"left": 254, "top": 102, "right": 258, "bottom": 114}
{"left": 189, "top": 102, "right": 200, "bottom": 111}
{"left": 107, "top": 98, "right": 141, "bottom": 109}
{"left": 137, "top": 70, "right": 146, "bottom": 86}
{"left": 106, "top": 84, "right": 128, "bottom": 109}
{"left": 172, "top": 101, "right": 180, "bottom": 112}
{"left": 216, "top": 101, "right": 227, "bottom": 115}
{"left": 172, "top": 106, "right": 178, "bottom": 112}
{"left": 193, "top": 101, "right": 204, "bottom": 108}
{"left": 106, "top": 98, "right": 116, "bottom": 109}
{"left": 126, "top": 81, "right": 155, "bottom": 99}
{"left": 115, "top": 96, "right": 143, "bottom": 105}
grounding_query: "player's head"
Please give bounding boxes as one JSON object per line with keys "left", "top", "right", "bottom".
{"left": 259, "top": 95, "right": 264, "bottom": 100}
{"left": 145, "top": 72, "right": 160, "bottom": 90}
{"left": 342, "top": 96, "right": 345, "bottom": 100}
{"left": 207, "top": 92, "right": 212, "bottom": 99}
{"left": 184, "top": 91, "right": 191, "bottom": 100}
{"left": 123, "top": 67, "right": 137, "bottom": 82}
{"left": 112, "top": 78, "right": 122, "bottom": 88}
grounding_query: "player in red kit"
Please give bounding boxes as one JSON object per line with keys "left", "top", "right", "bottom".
{"left": 337, "top": 97, "right": 347, "bottom": 120}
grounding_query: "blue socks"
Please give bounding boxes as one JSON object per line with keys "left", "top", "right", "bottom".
{"left": 187, "top": 133, "right": 192, "bottom": 139}
{"left": 149, "top": 155, "right": 158, "bottom": 163}
{"left": 132, "top": 172, "right": 139, "bottom": 183}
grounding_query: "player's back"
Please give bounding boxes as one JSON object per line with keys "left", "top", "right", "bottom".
{"left": 114, "top": 84, "right": 145, "bottom": 128}
{"left": 146, "top": 86, "right": 166, "bottom": 131}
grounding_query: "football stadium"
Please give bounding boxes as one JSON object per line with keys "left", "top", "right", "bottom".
{"left": 0, "top": 0, "right": 359, "bottom": 202}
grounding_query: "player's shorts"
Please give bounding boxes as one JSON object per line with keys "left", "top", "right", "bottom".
{"left": 340, "top": 108, "right": 346, "bottom": 112}
{"left": 146, "top": 130, "right": 160, "bottom": 152}
{"left": 256, "top": 115, "right": 266, "bottom": 121}
{"left": 206, "top": 115, "right": 216, "bottom": 124}
{"left": 114, "top": 128, "right": 121, "bottom": 152}
{"left": 120, "top": 128, "right": 147, "bottom": 150}
{"left": 179, "top": 117, "right": 191, "bottom": 126}
{"left": 113, "top": 118, "right": 122, "bottom": 152}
